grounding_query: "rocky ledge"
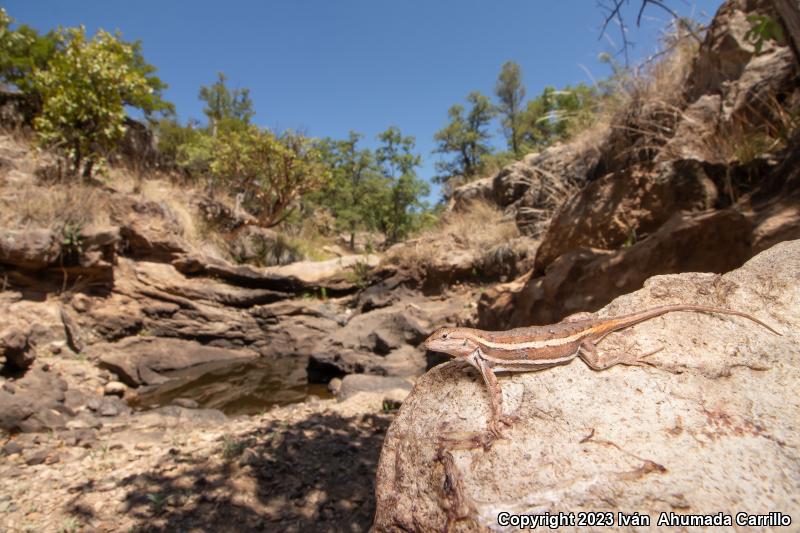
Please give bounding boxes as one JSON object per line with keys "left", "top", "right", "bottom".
{"left": 373, "top": 240, "right": 800, "bottom": 532}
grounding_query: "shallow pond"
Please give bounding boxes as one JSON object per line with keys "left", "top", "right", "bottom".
{"left": 130, "top": 356, "right": 333, "bottom": 416}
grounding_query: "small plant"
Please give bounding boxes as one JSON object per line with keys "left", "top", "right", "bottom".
{"left": 382, "top": 399, "right": 402, "bottom": 413}
{"left": 147, "top": 492, "right": 167, "bottom": 514}
{"left": 623, "top": 227, "right": 637, "bottom": 248}
{"left": 61, "top": 222, "right": 84, "bottom": 256}
{"left": 348, "top": 259, "right": 372, "bottom": 289}
{"left": 58, "top": 517, "right": 81, "bottom": 533}
{"left": 221, "top": 435, "right": 246, "bottom": 459}
{"left": 745, "top": 14, "right": 785, "bottom": 54}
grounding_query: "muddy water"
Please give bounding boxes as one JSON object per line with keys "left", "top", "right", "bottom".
{"left": 130, "top": 356, "right": 333, "bottom": 416}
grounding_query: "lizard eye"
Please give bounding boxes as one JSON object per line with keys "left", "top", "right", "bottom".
{"left": 441, "top": 332, "right": 448, "bottom": 339}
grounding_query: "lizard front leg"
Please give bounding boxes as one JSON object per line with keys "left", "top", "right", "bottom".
{"left": 578, "top": 339, "right": 663, "bottom": 370}
{"left": 474, "top": 351, "right": 513, "bottom": 440}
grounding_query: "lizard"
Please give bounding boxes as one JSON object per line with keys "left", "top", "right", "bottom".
{"left": 423, "top": 304, "right": 781, "bottom": 445}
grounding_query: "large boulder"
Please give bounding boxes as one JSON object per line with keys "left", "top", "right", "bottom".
{"left": 374, "top": 240, "right": 799, "bottom": 532}
{"left": 118, "top": 199, "right": 192, "bottom": 261}
{"left": 686, "top": 0, "right": 783, "bottom": 102}
{"left": 479, "top": 208, "right": 753, "bottom": 328}
{"left": 533, "top": 160, "right": 720, "bottom": 274}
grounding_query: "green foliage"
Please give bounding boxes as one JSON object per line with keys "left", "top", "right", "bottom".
{"left": 0, "top": 9, "right": 59, "bottom": 98}
{"left": 315, "top": 131, "right": 382, "bottom": 248}
{"left": 199, "top": 72, "right": 254, "bottom": 135}
{"left": 146, "top": 492, "right": 167, "bottom": 514}
{"left": 1, "top": 10, "right": 172, "bottom": 118}
{"left": 154, "top": 117, "right": 210, "bottom": 173}
{"left": 519, "top": 83, "right": 599, "bottom": 150}
{"left": 495, "top": 61, "right": 526, "bottom": 156}
{"left": 61, "top": 222, "right": 84, "bottom": 258}
{"left": 745, "top": 14, "right": 785, "bottom": 54}
{"left": 209, "top": 126, "right": 329, "bottom": 227}
{"left": 347, "top": 258, "right": 372, "bottom": 289}
{"left": 313, "top": 127, "right": 431, "bottom": 247}
{"left": 244, "top": 233, "right": 305, "bottom": 267}
{"left": 374, "top": 126, "right": 430, "bottom": 243}
{"left": 28, "top": 26, "right": 171, "bottom": 178}
{"left": 433, "top": 91, "right": 496, "bottom": 187}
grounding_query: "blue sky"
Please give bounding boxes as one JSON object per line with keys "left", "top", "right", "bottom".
{"left": 6, "top": 0, "right": 723, "bottom": 200}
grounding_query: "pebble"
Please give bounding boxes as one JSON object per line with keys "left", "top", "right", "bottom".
{"left": 23, "top": 450, "right": 49, "bottom": 466}
{"left": 104, "top": 381, "right": 127, "bottom": 397}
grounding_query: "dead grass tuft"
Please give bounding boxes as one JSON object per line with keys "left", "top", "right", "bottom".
{"left": 604, "top": 30, "right": 700, "bottom": 167}
{"left": 0, "top": 183, "right": 112, "bottom": 231}
{"left": 385, "top": 200, "right": 519, "bottom": 270}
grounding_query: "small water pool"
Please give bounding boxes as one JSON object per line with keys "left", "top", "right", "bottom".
{"left": 129, "top": 356, "right": 333, "bottom": 416}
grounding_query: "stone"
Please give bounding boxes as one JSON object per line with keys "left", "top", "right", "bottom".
{"left": 2, "top": 441, "right": 22, "bottom": 456}
{"left": 327, "top": 378, "right": 342, "bottom": 395}
{"left": 23, "top": 449, "right": 48, "bottom": 466}
{"left": 172, "top": 398, "right": 199, "bottom": 409}
{"left": 0, "top": 326, "right": 35, "bottom": 370}
{"left": 532, "top": 160, "right": 720, "bottom": 274}
{"left": 104, "top": 381, "right": 127, "bottom": 397}
{"left": 374, "top": 240, "right": 800, "bottom": 531}
{"left": 96, "top": 337, "right": 257, "bottom": 387}
{"left": 0, "top": 368, "right": 67, "bottom": 433}
{"left": 239, "top": 447, "right": 260, "bottom": 466}
{"left": 479, "top": 209, "right": 755, "bottom": 328}
{"left": 0, "top": 229, "right": 60, "bottom": 270}
{"left": 336, "top": 374, "right": 413, "bottom": 401}
{"left": 450, "top": 177, "right": 495, "bottom": 211}
{"left": 118, "top": 199, "right": 192, "bottom": 261}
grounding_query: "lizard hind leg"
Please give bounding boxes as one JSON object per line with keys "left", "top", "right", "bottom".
{"left": 578, "top": 339, "right": 664, "bottom": 370}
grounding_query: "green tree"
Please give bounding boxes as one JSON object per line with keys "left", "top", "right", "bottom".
{"left": 210, "top": 125, "right": 329, "bottom": 227}
{"left": 519, "top": 83, "right": 599, "bottom": 150}
{"left": 1, "top": 10, "right": 171, "bottom": 118}
{"left": 495, "top": 61, "right": 526, "bottom": 156}
{"left": 199, "top": 72, "right": 255, "bottom": 136}
{"left": 30, "top": 26, "right": 167, "bottom": 178}
{"left": 318, "top": 132, "right": 383, "bottom": 249}
{"left": 433, "top": 91, "right": 496, "bottom": 189}
{"left": 375, "top": 126, "right": 429, "bottom": 243}
{"left": 154, "top": 117, "right": 211, "bottom": 174}
{"left": 0, "top": 9, "right": 59, "bottom": 98}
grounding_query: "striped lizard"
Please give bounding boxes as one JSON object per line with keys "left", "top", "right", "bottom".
{"left": 424, "top": 304, "right": 780, "bottom": 445}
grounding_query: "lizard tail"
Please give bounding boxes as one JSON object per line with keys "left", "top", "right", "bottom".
{"left": 593, "top": 304, "right": 782, "bottom": 337}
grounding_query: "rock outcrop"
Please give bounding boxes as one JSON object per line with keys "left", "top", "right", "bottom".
{"left": 374, "top": 240, "right": 799, "bottom": 532}
{"left": 477, "top": 0, "right": 800, "bottom": 328}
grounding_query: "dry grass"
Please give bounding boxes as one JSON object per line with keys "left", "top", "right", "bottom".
{"left": 106, "top": 167, "right": 236, "bottom": 258}
{"left": 0, "top": 183, "right": 113, "bottom": 231}
{"left": 385, "top": 200, "right": 519, "bottom": 270}
{"left": 604, "top": 31, "right": 700, "bottom": 167}
{"left": 705, "top": 96, "right": 800, "bottom": 165}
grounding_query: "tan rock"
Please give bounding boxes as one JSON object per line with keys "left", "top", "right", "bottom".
{"left": 480, "top": 209, "right": 754, "bottom": 327}
{"left": 533, "top": 161, "right": 719, "bottom": 274}
{"left": 103, "top": 381, "right": 127, "bottom": 397}
{"left": 374, "top": 240, "right": 799, "bottom": 532}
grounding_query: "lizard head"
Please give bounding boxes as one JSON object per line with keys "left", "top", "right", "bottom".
{"left": 423, "top": 327, "right": 479, "bottom": 358}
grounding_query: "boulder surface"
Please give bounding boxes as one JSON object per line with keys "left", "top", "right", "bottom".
{"left": 373, "top": 240, "right": 799, "bottom": 532}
